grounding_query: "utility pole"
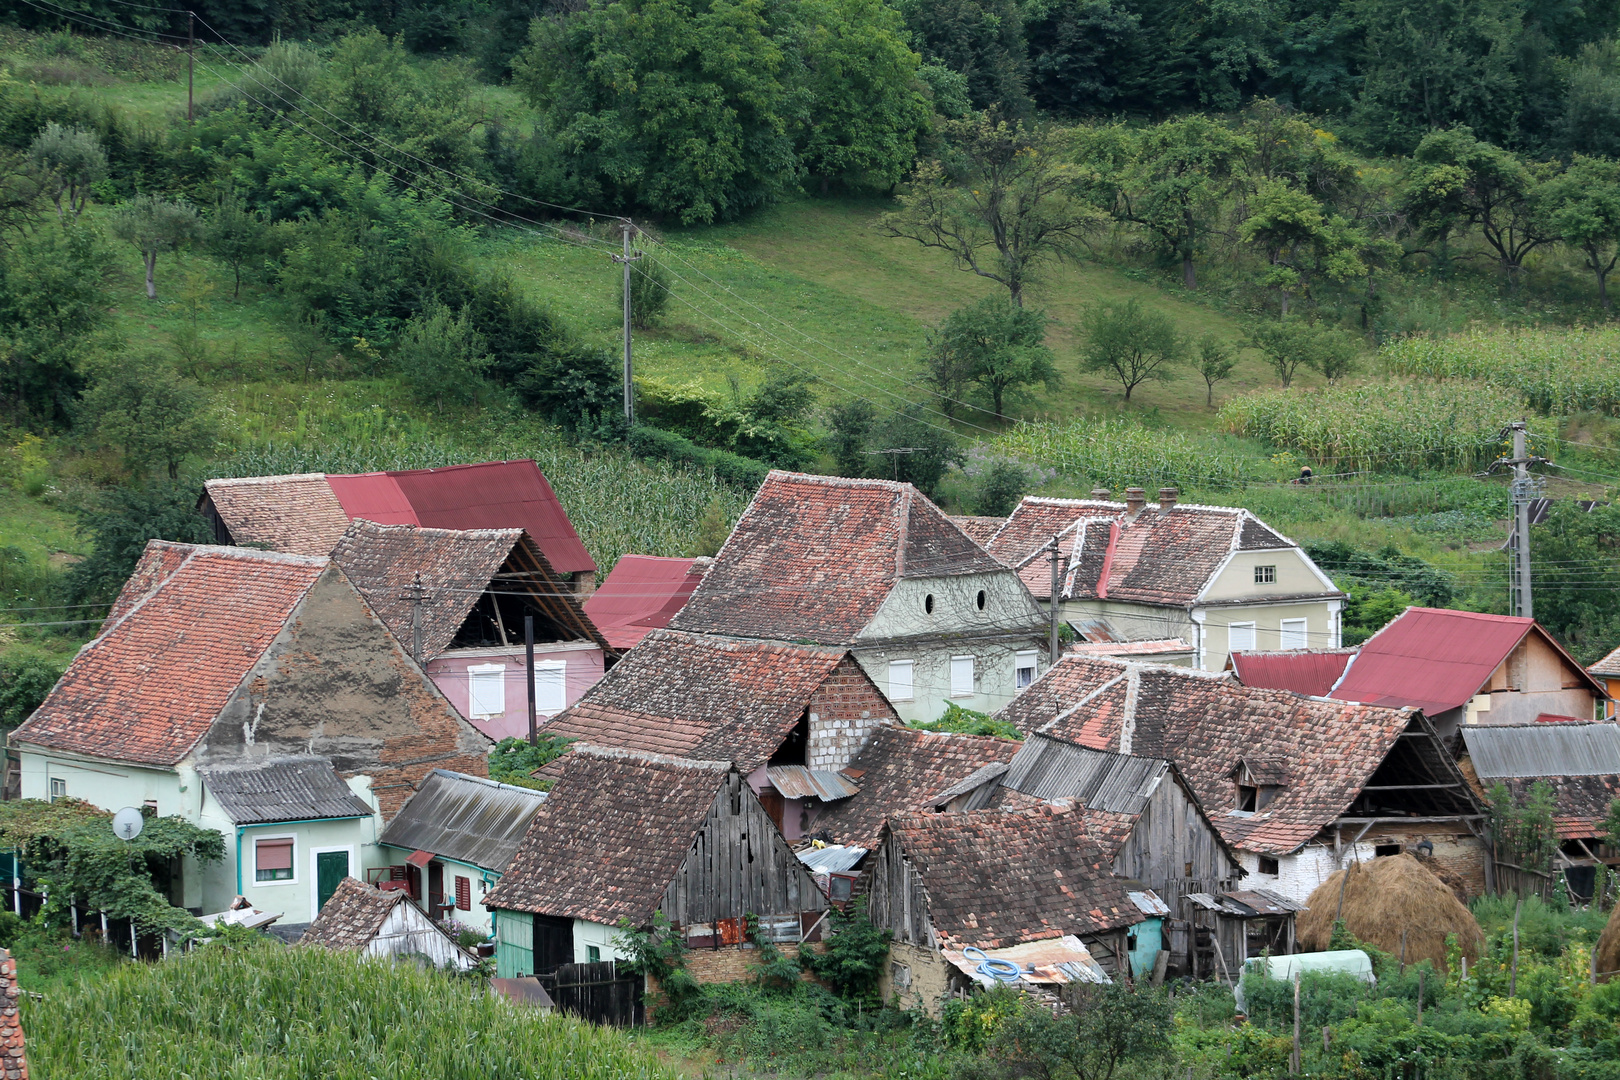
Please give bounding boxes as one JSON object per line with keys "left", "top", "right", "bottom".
{"left": 1048, "top": 533, "right": 1061, "bottom": 665}
{"left": 863, "top": 447, "right": 926, "bottom": 482}
{"left": 525, "top": 614, "right": 538, "bottom": 748}
{"left": 613, "top": 220, "right": 642, "bottom": 424}
{"left": 403, "top": 572, "right": 428, "bottom": 663}
{"left": 186, "top": 12, "right": 194, "bottom": 124}
{"left": 1508, "top": 421, "right": 1541, "bottom": 620}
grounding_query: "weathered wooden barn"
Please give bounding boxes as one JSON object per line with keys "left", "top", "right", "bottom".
{"left": 300, "top": 876, "right": 478, "bottom": 970}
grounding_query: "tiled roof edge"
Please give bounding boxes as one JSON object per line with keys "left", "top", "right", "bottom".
{"left": 205, "top": 473, "right": 328, "bottom": 488}
{"left": 569, "top": 743, "right": 733, "bottom": 771}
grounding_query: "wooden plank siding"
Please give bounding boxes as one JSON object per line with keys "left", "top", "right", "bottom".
{"left": 865, "top": 830, "right": 936, "bottom": 950}
{"left": 1111, "top": 774, "right": 1242, "bottom": 912}
{"left": 660, "top": 768, "right": 828, "bottom": 926}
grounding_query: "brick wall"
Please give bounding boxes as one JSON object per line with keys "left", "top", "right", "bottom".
{"left": 646, "top": 942, "right": 826, "bottom": 1023}
{"left": 807, "top": 657, "right": 899, "bottom": 772}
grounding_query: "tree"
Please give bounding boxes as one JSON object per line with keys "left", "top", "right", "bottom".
{"left": 205, "top": 193, "right": 267, "bottom": 299}
{"left": 0, "top": 649, "right": 66, "bottom": 730}
{"left": 826, "top": 398, "right": 877, "bottom": 476}
{"left": 1306, "top": 326, "right": 1360, "bottom": 383}
{"left": 108, "top": 195, "right": 199, "bottom": 300}
{"left": 1195, "top": 334, "right": 1237, "bottom": 406}
{"left": 1532, "top": 500, "right": 1620, "bottom": 663}
{"left": 1238, "top": 179, "right": 1371, "bottom": 318}
{"left": 1078, "top": 298, "right": 1183, "bottom": 402}
{"left": 866, "top": 404, "right": 962, "bottom": 496}
{"left": 1245, "top": 319, "right": 1357, "bottom": 388}
{"left": 66, "top": 480, "right": 213, "bottom": 605}
{"left": 933, "top": 295, "right": 1058, "bottom": 418}
{"left": 0, "top": 218, "right": 113, "bottom": 424}
{"left": 993, "top": 982, "right": 1174, "bottom": 1080}
{"left": 1544, "top": 155, "right": 1620, "bottom": 312}
{"left": 974, "top": 456, "right": 1030, "bottom": 515}
{"left": 1404, "top": 127, "right": 1553, "bottom": 290}
{"left": 518, "top": 344, "right": 622, "bottom": 429}
{"left": 0, "top": 151, "right": 45, "bottom": 245}
{"left": 879, "top": 114, "right": 1096, "bottom": 307}
{"left": 396, "top": 303, "right": 492, "bottom": 412}
{"left": 1559, "top": 39, "right": 1620, "bottom": 159}
{"left": 26, "top": 123, "right": 106, "bottom": 221}
{"left": 895, "top": 0, "right": 1030, "bottom": 114}
{"left": 78, "top": 352, "right": 220, "bottom": 480}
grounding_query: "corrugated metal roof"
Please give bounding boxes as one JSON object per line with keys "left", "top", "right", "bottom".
{"left": 999, "top": 733, "right": 1168, "bottom": 815}
{"left": 1229, "top": 649, "right": 1356, "bottom": 697}
{"left": 1463, "top": 722, "right": 1620, "bottom": 779}
{"left": 929, "top": 761, "right": 1010, "bottom": 805}
{"left": 583, "top": 555, "right": 703, "bottom": 650}
{"left": 1128, "top": 890, "right": 1171, "bottom": 916}
{"left": 766, "top": 765, "right": 861, "bottom": 801}
{"left": 378, "top": 769, "right": 548, "bottom": 872}
{"left": 1225, "top": 889, "right": 1307, "bottom": 915}
{"left": 797, "top": 844, "right": 868, "bottom": 873}
{"left": 198, "top": 757, "right": 374, "bottom": 825}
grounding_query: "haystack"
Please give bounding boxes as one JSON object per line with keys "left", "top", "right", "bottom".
{"left": 1598, "top": 900, "right": 1620, "bottom": 982}
{"left": 1297, "top": 854, "right": 1482, "bottom": 973}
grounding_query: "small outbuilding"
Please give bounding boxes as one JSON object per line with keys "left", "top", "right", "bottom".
{"left": 300, "top": 876, "right": 478, "bottom": 970}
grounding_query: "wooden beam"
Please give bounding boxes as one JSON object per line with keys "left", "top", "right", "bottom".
{"left": 1335, "top": 815, "right": 1485, "bottom": 825}
{"left": 1359, "top": 784, "right": 1466, "bottom": 791}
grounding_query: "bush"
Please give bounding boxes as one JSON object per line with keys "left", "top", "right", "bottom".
{"left": 626, "top": 425, "right": 771, "bottom": 490}
{"left": 487, "top": 735, "right": 574, "bottom": 789}
{"left": 0, "top": 648, "right": 67, "bottom": 729}
{"left": 799, "top": 901, "right": 892, "bottom": 1006}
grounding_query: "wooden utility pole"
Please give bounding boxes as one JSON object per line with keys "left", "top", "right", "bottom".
{"left": 613, "top": 221, "right": 642, "bottom": 424}
{"left": 525, "top": 614, "right": 538, "bottom": 748}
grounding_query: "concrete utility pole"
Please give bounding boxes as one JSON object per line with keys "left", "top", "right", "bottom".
{"left": 525, "top": 614, "right": 538, "bottom": 748}
{"left": 1509, "top": 421, "right": 1538, "bottom": 620}
{"left": 614, "top": 221, "right": 643, "bottom": 424}
{"left": 186, "top": 12, "right": 195, "bottom": 124}
{"left": 1048, "top": 534, "right": 1061, "bottom": 665}
{"left": 403, "top": 572, "right": 428, "bottom": 663}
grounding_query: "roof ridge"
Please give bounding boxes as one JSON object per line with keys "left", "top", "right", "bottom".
{"left": 571, "top": 743, "right": 733, "bottom": 771}
{"left": 347, "top": 520, "right": 525, "bottom": 541}
{"left": 895, "top": 487, "right": 912, "bottom": 579}
{"left": 205, "top": 472, "right": 328, "bottom": 488}
{"left": 766, "top": 469, "right": 919, "bottom": 492}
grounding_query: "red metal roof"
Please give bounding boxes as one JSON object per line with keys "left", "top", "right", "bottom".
{"left": 1330, "top": 608, "right": 1535, "bottom": 715}
{"left": 582, "top": 555, "right": 701, "bottom": 650}
{"left": 1229, "top": 649, "right": 1356, "bottom": 697}
{"left": 327, "top": 460, "right": 595, "bottom": 575}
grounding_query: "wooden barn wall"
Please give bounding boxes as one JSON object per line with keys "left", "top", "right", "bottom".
{"left": 660, "top": 769, "right": 827, "bottom": 925}
{"left": 865, "top": 836, "right": 933, "bottom": 947}
{"left": 1112, "top": 776, "right": 1241, "bottom": 910}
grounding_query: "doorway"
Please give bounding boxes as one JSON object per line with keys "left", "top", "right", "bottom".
{"left": 313, "top": 848, "right": 350, "bottom": 915}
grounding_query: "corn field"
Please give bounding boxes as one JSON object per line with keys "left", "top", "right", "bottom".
{"left": 1217, "top": 382, "right": 1519, "bottom": 473}
{"left": 23, "top": 944, "right": 678, "bottom": 1080}
{"left": 1381, "top": 327, "right": 1620, "bottom": 416}
{"left": 991, "top": 418, "right": 1258, "bottom": 492}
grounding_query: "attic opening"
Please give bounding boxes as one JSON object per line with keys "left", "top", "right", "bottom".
{"left": 1232, "top": 759, "right": 1287, "bottom": 813}
{"left": 1346, "top": 724, "right": 1477, "bottom": 819}
{"left": 976, "top": 590, "right": 986, "bottom": 610}
{"left": 769, "top": 711, "right": 810, "bottom": 768}
{"left": 1374, "top": 844, "right": 1401, "bottom": 857}
{"left": 449, "top": 566, "right": 576, "bottom": 650}
{"left": 1236, "top": 784, "right": 1280, "bottom": 812}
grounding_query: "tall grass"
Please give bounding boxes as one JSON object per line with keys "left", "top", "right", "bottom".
{"left": 23, "top": 944, "right": 678, "bottom": 1080}
{"left": 991, "top": 417, "right": 1261, "bottom": 491}
{"left": 1218, "top": 382, "right": 1519, "bottom": 473}
{"left": 1381, "top": 326, "right": 1620, "bottom": 416}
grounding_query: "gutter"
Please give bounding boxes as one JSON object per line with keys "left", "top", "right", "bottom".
{"left": 234, "top": 814, "right": 373, "bottom": 895}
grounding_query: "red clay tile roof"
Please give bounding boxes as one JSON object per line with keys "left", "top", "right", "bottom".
{"left": 13, "top": 543, "right": 325, "bottom": 766}
{"left": 1068, "top": 638, "right": 1194, "bottom": 659}
{"left": 1589, "top": 644, "right": 1620, "bottom": 678}
{"left": 1228, "top": 648, "right": 1357, "bottom": 697}
{"left": 994, "top": 655, "right": 1451, "bottom": 855}
{"left": 814, "top": 725, "right": 1020, "bottom": 850}
{"left": 482, "top": 747, "right": 730, "bottom": 923}
{"left": 205, "top": 460, "right": 595, "bottom": 573}
{"left": 1332, "top": 608, "right": 1605, "bottom": 714}
{"left": 949, "top": 516, "right": 1006, "bottom": 548}
{"left": 884, "top": 806, "right": 1142, "bottom": 948}
{"left": 583, "top": 555, "right": 703, "bottom": 650}
{"left": 296, "top": 876, "right": 471, "bottom": 956}
{"left": 543, "top": 630, "right": 856, "bottom": 771}
{"left": 670, "top": 472, "right": 1002, "bottom": 644}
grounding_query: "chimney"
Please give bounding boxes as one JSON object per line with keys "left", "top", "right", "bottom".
{"left": 1158, "top": 487, "right": 1179, "bottom": 511}
{"left": 1124, "top": 487, "right": 1146, "bottom": 517}
{"left": 1090, "top": 487, "right": 1111, "bottom": 501}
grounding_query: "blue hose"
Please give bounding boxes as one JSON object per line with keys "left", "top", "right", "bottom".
{"left": 962, "top": 946, "right": 1024, "bottom": 983}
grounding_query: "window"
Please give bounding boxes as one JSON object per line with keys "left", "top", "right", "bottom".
{"left": 1255, "top": 565, "right": 1277, "bottom": 584}
{"left": 255, "top": 837, "right": 294, "bottom": 882}
{"left": 830, "top": 875, "right": 855, "bottom": 901}
{"left": 888, "top": 660, "right": 914, "bottom": 701}
{"left": 468, "top": 664, "right": 505, "bottom": 719}
{"left": 1237, "top": 784, "right": 1258, "bottom": 812}
{"left": 924, "top": 594, "right": 935, "bottom": 615}
{"left": 48, "top": 777, "right": 65, "bottom": 801}
{"left": 950, "top": 655, "right": 975, "bottom": 697}
{"left": 533, "top": 660, "right": 567, "bottom": 714}
{"left": 1015, "top": 650, "right": 1039, "bottom": 690}
{"left": 1375, "top": 844, "right": 1402, "bottom": 858}
{"left": 976, "top": 590, "right": 987, "bottom": 610}
{"left": 455, "top": 875, "right": 471, "bottom": 911}
{"left": 1279, "top": 618, "right": 1308, "bottom": 651}
{"left": 587, "top": 945, "right": 601, "bottom": 963}
{"left": 1258, "top": 856, "right": 1280, "bottom": 876}
{"left": 1228, "top": 622, "right": 1256, "bottom": 653}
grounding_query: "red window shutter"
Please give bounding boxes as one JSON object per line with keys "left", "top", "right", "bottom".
{"left": 256, "top": 839, "right": 293, "bottom": 871}
{"left": 455, "top": 875, "right": 471, "bottom": 911}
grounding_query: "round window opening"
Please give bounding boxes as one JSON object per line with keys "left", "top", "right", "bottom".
{"left": 976, "top": 590, "right": 987, "bottom": 610}
{"left": 924, "top": 594, "right": 935, "bottom": 614}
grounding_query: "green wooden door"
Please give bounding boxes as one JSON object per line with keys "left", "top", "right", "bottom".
{"left": 315, "top": 850, "right": 349, "bottom": 914}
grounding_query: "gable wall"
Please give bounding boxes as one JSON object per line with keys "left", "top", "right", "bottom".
{"left": 865, "top": 834, "right": 933, "bottom": 946}
{"left": 1111, "top": 777, "right": 1241, "bottom": 911}
{"left": 805, "top": 656, "right": 900, "bottom": 772}
{"left": 1202, "top": 548, "right": 1332, "bottom": 603}
{"left": 1472, "top": 633, "right": 1601, "bottom": 725}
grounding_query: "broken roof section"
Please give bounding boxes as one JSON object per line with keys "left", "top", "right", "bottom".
{"left": 330, "top": 521, "right": 607, "bottom": 658}
{"left": 1227, "top": 648, "right": 1357, "bottom": 697}
{"left": 379, "top": 769, "right": 548, "bottom": 874}
{"left": 14, "top": 543, "right": 326, "bottom": 766}
{"left": 544, "top": 629, "right": 887, "bottom": 771}
{"left": 583, "top": 555, "right": 705, "bottom": 650}
{"left": 203, "top": 459, "right": 595, "bottom": 574}
{"left": 198, "top": 757, "right": 374, "bottom": 825}
{"left": 670, "top": 471, "right": 1003, "bottom": 644}
{"left": 1330, "top": 608, "right": 1605, "bottom": 714}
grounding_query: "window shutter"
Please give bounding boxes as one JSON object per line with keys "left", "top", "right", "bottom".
{"left": 455, "top": 875, "right": 471, "bottom": 911}
{"left": 1228, "top": 623, "right": 1256, "bottom": 653}
{"left": 533, "top": 661, "right": 567, "bottom": 714}
{"left": 1015, "top": 650, "right": 1039, "bottom": 690}
{"left": 951, "top": 655, "right": 974, "bottom": 697}
{"left": 1279, "top": 618, "right": 1308, "bottom": 650}
{"left": 888, "top": 660, "right": 914, "bottom": 701}
{"left": 468, "top": 665, "right": 506, "bottom": 718}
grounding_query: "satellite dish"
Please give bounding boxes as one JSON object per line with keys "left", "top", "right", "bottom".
{"left": 111, "top": 807, "right": 144, "bottom": 841}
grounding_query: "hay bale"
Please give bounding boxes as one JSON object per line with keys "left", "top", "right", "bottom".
{"left": 1296, "top": 854, "right": 1483, "bottom": 972}
{"left": 1598, "top": 902, "right": 1620, "bottom": 982}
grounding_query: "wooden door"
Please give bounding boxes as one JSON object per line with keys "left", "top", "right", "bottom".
{"left": 316, "top": 850, "right": 349, "bottom": 914}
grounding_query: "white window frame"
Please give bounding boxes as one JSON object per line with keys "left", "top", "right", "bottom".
{"left": 252, "top": 832, "right": 298, "bottom": 887}
{"left": 467, "top": 663, "right": 507, "bottom": 719}
{"left": 309, "top": 844, "right": 355, "bottom": 919}
{"left": 1228, "top": 622, "right": 1257, "bottom": 653}
{"left": 1015, "top": 650, "right": 1039, "bottom": 691}
{"left": 950, "top": 655, "right": 975, "bottom": 698}
{"left": 533, "top": 659, "right": 567, "bottom": 715}
{"left": 1279, "top": 618, "right": 1309, "bottom": 651}
{"left": 1254, "top": 565, "right": 1277, "bottom": 584}
{"left": 888, "top": 659, "right": 915, "bottom": 702}
{"left": 48, "top": 777, "right": 66, "bottom": 801}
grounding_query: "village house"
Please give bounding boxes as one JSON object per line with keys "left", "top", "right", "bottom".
{"left": 994, "top": 655, "right": 1488, "bottom": 906}
{"left": 582, "top": 555, "right": 707, "bottom": 651}
{"left": 11, "top": 541, "right": 492, "bottom": 921}
{"left": 374, "top": 769, "right": 548, "bottom": 934}
{"left": 300, "top": 876, "right": 478, "bottom": 970}
{"left": 200, "top": 458, "right": 598, "bottom": 597}
{"left": 1588, "top": 646, "right": 1620, "bottom": 719}
{"left": 542, "top": 629, "right": 900, "bottom": 840}
{"left": 668, "top": 471, "right": 1051, "bottom": 723}
{"left": 482, "top": 747, "right": 827, "bottom": 981}
{"left": 1459, "top": 723, "right": 1620, "bottom": 901}
{"left": 982, "top": 490, "right": 1343, "bottom": 672}
{"left": 867, "top": 805, "right": 1144, "bottom": 1012}
{"left": 330, "top": 520, "right": 613, "bottom": 741}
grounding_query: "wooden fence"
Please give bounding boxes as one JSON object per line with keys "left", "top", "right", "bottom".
{"left": 535, "top": 961, "right": 644, "bottom": 1028}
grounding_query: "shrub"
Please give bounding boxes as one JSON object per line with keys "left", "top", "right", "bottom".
{"left": 487, "top": 735, "right": 574, "bottom": 789}
{"left": 626, "top": 424, "right": 771, "bottom": 490}
{"left": 799, "top": 901, "right": 892, "bottom": 1006}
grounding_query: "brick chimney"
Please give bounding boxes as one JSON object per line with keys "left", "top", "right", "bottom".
{"left": 1124, "top": 487, "right": 1146, "bottom": 517}
{"left": 1090, "top": 487, "right": 1111, "bottom": 501}
{"left": 1158, "top": 487, "right": 1179, "bottom": 511}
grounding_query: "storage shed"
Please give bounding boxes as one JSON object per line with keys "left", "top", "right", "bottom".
{"left": 300, "top": 876, "right": 477, "bottom": 970}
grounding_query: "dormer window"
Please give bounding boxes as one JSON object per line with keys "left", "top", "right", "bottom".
{"left": 1232, "top": 759, "right": 1288, "bottom": 813}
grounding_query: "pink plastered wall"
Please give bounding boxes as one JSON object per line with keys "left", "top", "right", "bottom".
{"left": 428, "top": 644, "right": 605, "bottom": 742}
